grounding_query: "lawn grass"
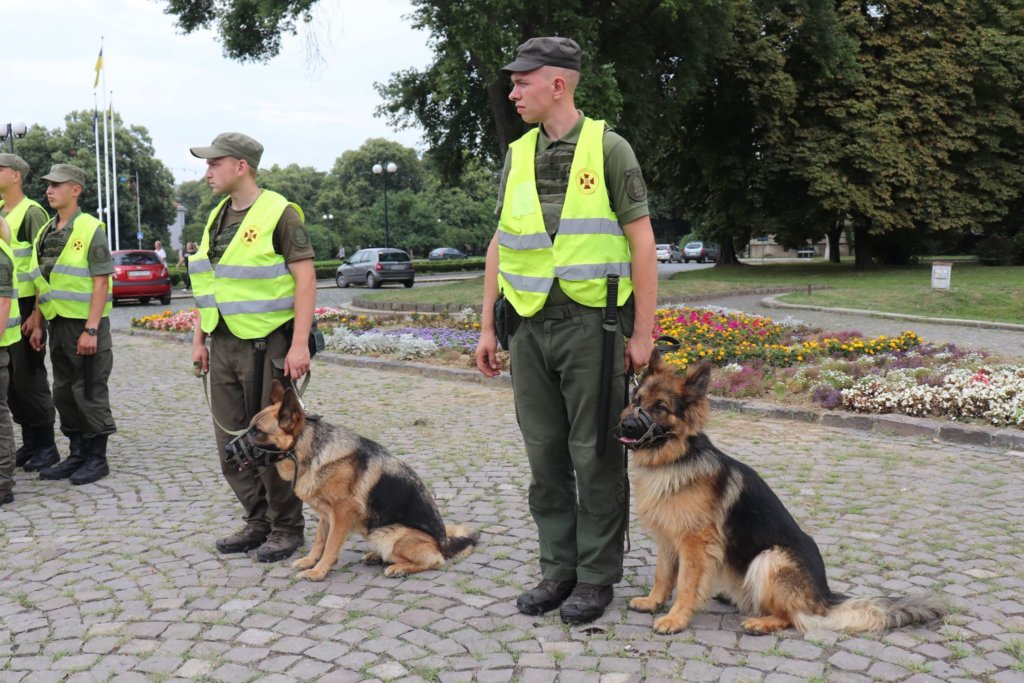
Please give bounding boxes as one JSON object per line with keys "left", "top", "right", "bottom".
{"left": 359, "top": 262, "right": 1023, "bottom": 324}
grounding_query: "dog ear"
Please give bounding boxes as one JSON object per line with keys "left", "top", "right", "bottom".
{"left": 278, "top": 388, "right": 306, "bottom": 433}
{"left": 684, "top": 361, "right": 712, "bottom": 399}
{"left": 269, "top": 379, "right": 286, "bottom": 405}
{"left": 647, "top": 348, "right": 663, "bottom": 373}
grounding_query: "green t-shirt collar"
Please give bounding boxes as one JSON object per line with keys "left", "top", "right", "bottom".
{"left": 537, "top": 110, "right": 586, "bottom": 152}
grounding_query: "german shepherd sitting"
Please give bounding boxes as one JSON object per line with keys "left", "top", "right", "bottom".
{"left": 229, "top": 380, "right": 479, "bottom": 581}
{"left": 617, "top": 352, "right": 945, "bottom": 635}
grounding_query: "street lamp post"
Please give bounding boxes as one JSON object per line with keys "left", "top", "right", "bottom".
{"left": 372, "top": 162, "right": 398, "bottom": 249}
{"left": 0, "top": 122, "right": 28, "bottom": 153}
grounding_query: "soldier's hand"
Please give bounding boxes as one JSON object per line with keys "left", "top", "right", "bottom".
{"left": 475, "top": 329, "right": 501, "bottom": 378}
{"left": 77, "top": 332, "right": 98, "bottom": 356}
{"left": 191, "top": 341, "right": 209, "bottom": 376}
{"left": 284, "top": 343, "right": 310, "bottom": 379}
{"left": 28, "top": 324, "right": 44, "bottom": 352}
{"left": 625, "top": 334, "right": 654, "bottom": 374}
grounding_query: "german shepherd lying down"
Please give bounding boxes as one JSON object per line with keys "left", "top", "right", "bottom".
{"left": 617, "top": 352, "right": 945, "bottom": 635}
{"left": 238, "top": 380, "right": 479, "bottom": 581}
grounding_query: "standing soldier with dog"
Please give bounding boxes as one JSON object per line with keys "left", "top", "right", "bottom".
{"left": 0, "top": 153, "right": 61, "bottom": 474}
{"left": 189, "top": 132, "right": 315, "bottom": 563}
{"left": 475, "top": 37, "right": 657, "bottom": 624}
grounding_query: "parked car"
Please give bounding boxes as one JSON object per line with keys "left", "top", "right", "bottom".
{"left": 683, "top": 241, "right": 719, "bottom": 264}
{"left": 111, "top": 249, "right": 171, "bottom": 305}
{"left": 428, "top": 247, "right": 466, "bottom": 260}
{"left": 655, "top": 244, "right": 683, "bottom": 263}
{"left": 336, "top": 248, "right": 415, "bottom": 288}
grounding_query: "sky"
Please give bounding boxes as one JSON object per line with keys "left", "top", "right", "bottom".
{"left": 2, "top": 0, "right": 434, "bottom": 185}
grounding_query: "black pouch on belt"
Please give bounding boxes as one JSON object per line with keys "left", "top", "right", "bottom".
{"left": 493, "top": 294, "right": 520, "bottom": 350}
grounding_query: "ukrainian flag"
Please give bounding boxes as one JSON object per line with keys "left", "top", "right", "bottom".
{"left": 93, "top": 47, "right": 103, "bottom": 89}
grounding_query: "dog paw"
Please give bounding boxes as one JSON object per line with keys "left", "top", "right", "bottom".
{"left": 653, "top": 614, "right": 689, "bottom": 634}
{"left": 383, "top": 565, "right": 409, "bottom": 577}
{"left": 291, "top": 556, "right": 317, "bottom": 570}
{"left": 628, "top": 597, "right": 661, "bottom": 613}
{"left": 741, "top": 616, "right": 789, "bottom": 635}
{"left": 296, "top": 568, "right": 328, "bottom": 581}
{"left": 361, "top": 551, "right": 383, "bottom": 565}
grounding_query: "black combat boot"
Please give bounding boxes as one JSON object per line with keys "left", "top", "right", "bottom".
{"left": 70, "top": 435, "right": 110, "bottom": 485}
{"left": 14, "top": 424, "right": 36, "bottom": 468}
{"left": 39, "top": 433, "right": 85, "bottom": 480}
{"left": 22, "top": 425, "right": 60, "bottom": 472}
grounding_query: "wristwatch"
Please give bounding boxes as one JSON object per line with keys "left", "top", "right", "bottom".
{"left": 83, "top": 327, "right": 98, "bottom": 336}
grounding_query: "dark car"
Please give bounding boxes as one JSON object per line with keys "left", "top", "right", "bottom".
{"left": 111, "top": 250, "right": 171, "bottom": 305}
{"left": 336, "top": 248, "right": 415, "bottom": 288}
{"left": 683, "top": 241, "right": 719, "bottom": 264}
{"left": 428, "top": 247, "right": 466, "bottom": 260}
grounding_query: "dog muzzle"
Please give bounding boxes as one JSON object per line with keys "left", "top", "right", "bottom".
{"left": 224, "top": 431, "right": 295, "bottom": 472}
{"left": 618, "top": 405, "right": 669, "bottom": 450}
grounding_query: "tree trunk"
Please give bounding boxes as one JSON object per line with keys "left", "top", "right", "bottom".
{"left": 827, "top": 217, "right": 843, "bottom": 264}
{"left": 718, "top": 239, "right": 741, "bottom": 265}
{"left": 853, "top": 221, "right": 873, "bottom": 270}
{"left": 488, "top": 79, "right": 520, "bottom": 160}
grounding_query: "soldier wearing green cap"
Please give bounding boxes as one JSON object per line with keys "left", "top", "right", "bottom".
{"left": 25, "top": 163, "right": 116, "bottom": 485}
{"left": 189, "top": 132, "right": 314, "bottom": 563}
{"left": 0, "top": 153, "right": 60, "bottom": 476}
{"left": 476, "top": 36, "right": 658, "bottom": 624}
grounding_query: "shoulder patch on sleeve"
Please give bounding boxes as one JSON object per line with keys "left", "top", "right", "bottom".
{"left": 625, "top": 168, "right": 648, "bottom": 202}
{"left": 0, "top": 263, "right": 12, "bottom": 287}
{"left": 91, "top": 242, "right": 111, "bottom": 261}
{"left": 290, "top": 225, "right": 311, "bottom": 249}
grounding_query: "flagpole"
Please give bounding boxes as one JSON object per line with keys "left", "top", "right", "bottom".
{"left": 109, "top": 91, "right": 121, "bottom": 251}
{"left": 93, "top": 96, "right": 103, "bottom": 220}
{"left": 101, "top": 49, "right": 114, "bottom": 250}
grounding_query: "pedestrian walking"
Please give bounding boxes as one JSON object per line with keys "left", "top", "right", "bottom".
{"left": 0, "top": 153, "right": 60, "bottom": 473}
{"left": 0, "top": 215, "right": 21, "bottom": 506}
{"left": 188, "top": 132, "right": 315, "bottom": 563}
{"left": 475, "top": 36, "right": 657, "bottom": 624}
{"left": 27, "top": 164, "right": 116, "bottom": 485}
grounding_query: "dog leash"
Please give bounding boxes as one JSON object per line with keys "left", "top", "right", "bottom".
{"left": 199, "top": 367, "right": 312, "bottom": 437}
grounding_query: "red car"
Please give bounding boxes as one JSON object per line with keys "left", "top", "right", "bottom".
{"left": 111, "top": 250, "right": 172, "bottom": 305}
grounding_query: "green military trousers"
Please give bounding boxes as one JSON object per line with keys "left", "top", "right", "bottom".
{"left": 0, "top": 348, "right": 14, "bottom": 498}
{"left": 49, "top": 316, "right": 116, "bottom": 438}
{"left": 8, "top": 297, "right": 56, "bottom": 429}
{"left": 209, "top": 325, "right": 304, "bottom": 535}
{"left": 509, "top": 299, "right": 628, "bottom": 586}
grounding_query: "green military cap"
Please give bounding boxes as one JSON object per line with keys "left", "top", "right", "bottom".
{"left": 190, "top": 131, "right": 264, "bottom": 169}
{"left": 41, "top": 163, "right": 86, "bottom": 188}
{"left": 503, "top": 36, "right": 582, "bottom": 73}
{"left": 0, "top": 153, "right": 30, "bottom": 177}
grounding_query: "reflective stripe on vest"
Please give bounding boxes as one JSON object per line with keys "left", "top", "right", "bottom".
{"left": 36, "top": 214, "right": 112, "bottom": 321}
{"left": 0, "top": 239, "right": 21, "bottom": 347}
{"left": 0, "top": 198, "right": 48, "bottom": 297}
{"left": 189, "top": 190, "right": 302, "bottom": 339}
{"left": 496, "top": 117, "right": 633, "bottom": 317}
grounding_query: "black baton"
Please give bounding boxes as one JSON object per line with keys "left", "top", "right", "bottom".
{"left": 251, "top": 339, "right": 268, "bottom": 418}
{"left": 597, "top": 274, "right": 620, "bottom": 459}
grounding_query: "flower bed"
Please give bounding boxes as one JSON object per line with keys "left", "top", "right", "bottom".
{"left": 132, "top": 305, "right": 1022, "bottom": 429}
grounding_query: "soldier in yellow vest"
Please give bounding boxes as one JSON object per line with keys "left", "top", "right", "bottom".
{"left": 0, "top": 215, "right": 21, "bottom": 506}
{"left": 0, "top": 153, "right": 60, "bottom": 473}
{"left": 26, "top": 164, "right": 116, "bottom": 485}
{"left": 189, "top": 132, "right": 314, "bottom": 563}
{"left": 476, "top": 37, "right": 657, "bottom": 624}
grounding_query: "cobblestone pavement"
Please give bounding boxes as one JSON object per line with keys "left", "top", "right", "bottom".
{"left": 2, "top": 334, "right": 1023, "bottom": 682}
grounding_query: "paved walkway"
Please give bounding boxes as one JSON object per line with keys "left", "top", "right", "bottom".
{"left": 2, "top": 334, "right": 1023, "bottom": 682}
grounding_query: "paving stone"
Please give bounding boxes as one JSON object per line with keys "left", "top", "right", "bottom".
{"left": 2, "top": 332, "right": 1022, "bottom": 681}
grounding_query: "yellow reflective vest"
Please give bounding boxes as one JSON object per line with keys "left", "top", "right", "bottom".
{"left": 0, "top": 197, "right": 47, "bottom": 298}
{"left": 497, "top": 117, "right": 633, "bottom": 317}
{"left": 0, "top": 239, "right": 22, "bottom": 347}
{"left": 190, "top": 190, "right": 302, "bottom": 339}
{"left": 36, "top": 213, "right": 112, "bottom": 321}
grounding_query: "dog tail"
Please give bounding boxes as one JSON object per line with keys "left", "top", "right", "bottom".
{"left": 794, "top": 593, "right": 946, "bottom": 634}
{"left": 442, "top": 524, "right": 480, "bottom": 560}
